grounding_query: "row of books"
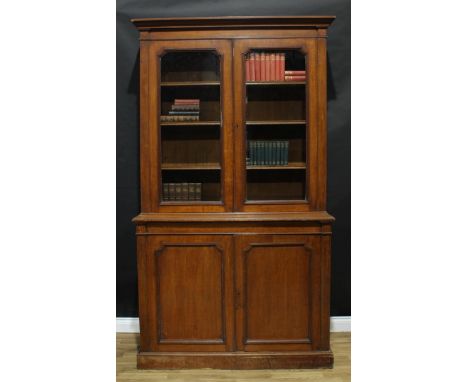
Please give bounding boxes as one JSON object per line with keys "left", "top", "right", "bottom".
{"left": 247, "top": 140, "right": 289, "bottom": 166}
{"left": 245, "top": 53, "right": 306, "bottom": 82}
{"left": 162, "top": 182, "right": 202, "bottom": 201}
{"left": 160, "top": 99, "right": 200, "bottom": 122}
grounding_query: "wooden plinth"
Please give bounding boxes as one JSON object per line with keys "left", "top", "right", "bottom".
{"left": 137, "top": 350, "right": 334, "bottom": 369}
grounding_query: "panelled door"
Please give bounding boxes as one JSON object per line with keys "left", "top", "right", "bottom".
{"left": 233, "top": 38, "right": 325, "bottom": 212}
{"left": 138, "top": 235, "right": 235, "bottom": 352}
{"left": 141, "top": 39, "right": 234, "bottom": 212}
{"left": 234, "top": 234, "right": 326, "bottom": 351}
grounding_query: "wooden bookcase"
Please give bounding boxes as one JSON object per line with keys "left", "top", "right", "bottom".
{"left": 131, "top": 16, "right": 336, "bottom": 369}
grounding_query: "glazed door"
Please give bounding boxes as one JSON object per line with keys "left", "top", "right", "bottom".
{"left": 141, "top": 39, "right": 234, "bottom": 212}
{"left": 233, "top": 39, "right": 325, "bottom": 212}
{"left": 139, "top": 235, "right": 234, "bottom": 352}
{"left": 234, "top": 235, "right": 325, "bottom": 351}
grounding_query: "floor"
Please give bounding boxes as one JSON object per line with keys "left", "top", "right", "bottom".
{"left": 117, "top": 332, "right": 350, "bottom": 382}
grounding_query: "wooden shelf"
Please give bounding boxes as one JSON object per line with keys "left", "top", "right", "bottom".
{"left": 161, "top": 163, "right": 221, "bottom": 170}
{"left": 247, "top": 162, "right": 306, "bottom": 170}
{"left": 246, "top": 120, "right": 306, "bottom": 125}
{"left": 246, "top": 81, "right": 305, "bottom": 85}
{"left": 161, "top": 81, "right": 220, "bottom": 86}
{"left": 160, "top": 121, "right": 221, "bottom": 126}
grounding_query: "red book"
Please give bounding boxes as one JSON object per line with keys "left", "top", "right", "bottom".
{"left": 280, "top": 53, "right": 285, "bottom": 81}
{"left": 260, "top": 53, "right": 266, "bottom": 81}
{"left": 265, "top": 53, "right": 270, "bottom": 81}
{"left": 249, "top": 53, "right": 256, "bottom": 81}
{"left": 174, "top": 99, "right": 200, "bottom": 104}
{"left": 284, "top": 76, "right": 306, "bottom": 81}
{"left": 275, "top": 53, "right": 281, "bottom": 80}
{"left": 254, "top": 53, "right": 261, "bottom": 82}
{"left": 269, "top": 53, "right": 275, "bottom": 81}
{"left": 285, "top": 70, "right": 306, "bottom": 75}
{"left": 245, "top": 53, "right": 250, "bottom": 81}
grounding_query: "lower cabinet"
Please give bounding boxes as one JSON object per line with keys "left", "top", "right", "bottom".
{"left": 137, "top": 232, "right": 332, "bottom": 368}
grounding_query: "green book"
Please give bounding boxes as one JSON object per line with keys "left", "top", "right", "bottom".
{"left": 285, "top": 141, "right": 289, "bottom": 165}
{"left": 163, "top": 183, "right": 169, "bottom": 201}
{"left": 253, "top": 141, "right": 258, "bottom": 166}
{"left": 266, "top": 141, "right": 271, "bottom": 165}
{"left": 259, "top": 141, "right": 265, "bottom": 165}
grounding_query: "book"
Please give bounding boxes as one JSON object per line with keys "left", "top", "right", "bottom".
{"left": 260, "top": 52, "right": 266, "bottom": 81}
{"left": 188, "top": 183, "right": 195, "bottom": 201}
{"left": 285, "top": 141, "right": 289, "bottom": 165}
{"left": 249, "top": 53, "right": 256, "bottom": 81}
{"left": 160, "top": 115, "right": 199, "bottom": 122}
{"left": 163, "top": 183, "right": 169, "bottom": 201}
{"left": 279, "top": 53, "right": 285, "bottom": 82}
{"left": 171, "top": 105, "right": 200, "bottom": 111}
{"left": 266, "top": 140, "right": 271, "bottom": 165}
{"left": 265, "top": 53, "right": 270, "bottom": 81}
{"left": 284, "top": 75, "right": 306, "bottom": 81}
{"left": 168, "top": 111, "right": 200, "bottom": 115}
{"left": 168, "top": 183, "right": 176, "bottom": 201}
{"left": 254, "top": 53, "right": 261, "bottom": 83}
{"left": 175, "top": 183, "right": 182, "bottom": 201}
{"left": 269, "top": 53, "right": 275, "bottom": 82}
{"left": 181, "top": 183, "right": 189, "bottom": 200}
{"left": 174, "top": 99, "right": 200, "bottom": 104}
{"left": 195, "top": 183, "right": 202, "bottom": 200}
{"left": 259, "top": 141, "right": 265, "bottom": 165}
{"left": 245, "top": 53, "right": 250, "bottom": 81}
{"left": 284, "top": 70, "right": 306, "bottom": 75}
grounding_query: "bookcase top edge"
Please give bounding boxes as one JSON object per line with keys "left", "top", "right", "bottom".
{"left": 130, "top": 15, "right": 336, "bottom": 31}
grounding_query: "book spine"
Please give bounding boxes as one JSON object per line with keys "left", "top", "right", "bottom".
{"left": 269, "top": 53, "right": 275, "bottom": 82}
{"left": 265, "top": 53, "right": 270, "bottom": 81}
{"left": 162, "top": 183, "right": 168, "bottom": 201}
{"left": 279, "top": 141, "right": 285, "bottom": 166}
{"left": 273, "top": 53, "right": 278, "bottom": 81}
{"left": 284, "top": 70, "right": 306, "bottom": 75}
{"left": 280, "top": 53, "right": 285, "bottom": 81}
{"left": 275, "top": 53, "right": 280, "bottom": 81}
{"left": 181, "top": 182, "right": 188, "bottom": 201}
{"left": 245, "top": 53, "right": 250, "bottom": 82}
{"left": 285, "top": 141, "right": 289, "bottom": 165}
{"left": 254, "top": 141, "right": 258, "bottom": 166}
{"left": 195, "top": 183, "right": 201, "bottom": 201}
{"left": 188, "top": 183, "right": 195, "bottom": 201}
{"left": 271, "top": 141, "right": 275, "bottom": 165}
{"left": 248, "top": 140, "right": 252, "bottom": 166}
{"left": 168, "top": 183, "right": 175, "bottom": 201}
{"left": 168, "top": 111, "right": 200, "bottom": 115}
{"left": 171, "top": 105, "right": 200, "bottom": 111}
{"left": 249, "top": 53, "right": 256, "bottom": 81}
{"left": 284, "top": 76, "right": 306, "bottom": 81}
{"left": 259, "top": 141, "right": 265, "bottom": 165}
{"left": 266, "top": 141, "right": 271, "bottom": 165}
{"left": 260, "top": 53, "right": 266, "bottom": 81}
{"left": 160, "top": 115, "right": 199, "bottom": 122}
{"left": 175, "top": 183, "right": 182, "bottom": 201}
{"left": 254, "top": 53, "right": 261, "bottom": 83}
{"left": 174, "top": 99, "right": 200, "bottom": 104}
{"left": 273, "top": 141, "right": 278, "bottom": 165}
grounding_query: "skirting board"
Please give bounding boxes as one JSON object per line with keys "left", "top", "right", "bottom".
{"left": 116, "top": 316, "right": 351, "bottom": 333}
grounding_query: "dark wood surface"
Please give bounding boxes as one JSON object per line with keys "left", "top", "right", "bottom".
{"left": 132, "top": 15, "right": 335, "bottom": 369}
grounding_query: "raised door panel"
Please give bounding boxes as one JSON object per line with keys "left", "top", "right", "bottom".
{"left": 235, "top": 235, "right": 322, "bottom": 351}
{"left": 141, "top": 39, "right": 234, "bottom": 213}
{"left": 140, "top": 235, "right": 234, "bottom": 352}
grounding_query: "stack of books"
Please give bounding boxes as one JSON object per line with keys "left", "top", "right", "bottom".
{"left": 160, "top": 99, "right": 200, "bottom": 122}
{"left": 245, "top": 52, "right": 306, "bottom": 82}
{"left": 162, "top": 182, "right": 202, "bottom": 201}
{"left": 247, "top": 140, "right": 289, "bottom": 166}
{"left": 284, "top": 70, "right": 306, "bottom": 81}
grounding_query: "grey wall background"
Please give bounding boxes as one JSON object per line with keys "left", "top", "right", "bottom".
{"left": 117, "top": 0, "right": 350, "bottom": 317}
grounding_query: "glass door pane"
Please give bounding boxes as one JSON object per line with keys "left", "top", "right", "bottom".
{"left": 244, "top": 49, "right": 307, "bottom": 201}
{"left": 159, "top": 50, "right": 222, "bottom": 203}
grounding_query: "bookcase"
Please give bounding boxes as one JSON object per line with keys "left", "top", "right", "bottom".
{"left": 131, "top": 16, "right": 336, "bottom": 369}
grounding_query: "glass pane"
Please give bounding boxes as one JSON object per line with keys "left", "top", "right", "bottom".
{"left": 244, "top": 49, "right": 307, "bottom": 201}
{"left": 160, "top": 51, "right": 221, "bottom": 202}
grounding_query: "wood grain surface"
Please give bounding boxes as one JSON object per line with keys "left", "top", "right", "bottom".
{"left": 117, "top": 332, "right": 350, "bottom": 381}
